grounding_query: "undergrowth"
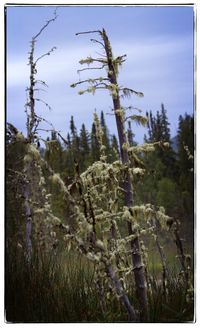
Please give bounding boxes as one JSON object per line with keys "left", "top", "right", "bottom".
{"left": 5, "top": 248, "right": 194, "bottom": 323}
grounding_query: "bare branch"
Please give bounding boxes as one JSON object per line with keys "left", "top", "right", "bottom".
{"left": 35, "top": 80, "right": 49, "bottom": 87}
{"left": 90, "top": 38, "right": 105, "bottom": 49}
{"left": 35, "top": 98, "right": 53, "bottom": 111}
{"left": 33, "top": 10, "right": 58, "bottom": 41}
{"left": 34, "top": 114, "right": 55, "bottom": 130}
{"left": 57, "top": 132, "right": 69, "bottom": 146}
{"left": 36, "top": 128, "right": 56, "bottom": 133}
{"left": 35, "top": 46, "right": 57, "bottom": 64}
{"left": 76, "top": 30, "right": 101, "bottom": 36}
{"left": 35, "top": 88, "right": 47, "bottom": 93}
{"left": 77, "top": 64, "right": 106, "bottom": 73}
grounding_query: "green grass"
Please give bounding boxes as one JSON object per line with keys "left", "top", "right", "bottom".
{"left": 5, "top": 247, "right": 194, "bottom": 323}
{"left": 5, "top": 249, "right": 124, "bottom": 323}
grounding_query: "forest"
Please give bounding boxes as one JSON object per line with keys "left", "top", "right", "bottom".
{"left": 6, "top": 10, "right": 194, "bottom": 323}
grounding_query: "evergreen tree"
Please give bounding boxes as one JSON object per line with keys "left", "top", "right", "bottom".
{"left": 67, "top": 132, "right": 71, "bottom": 147}
{"left": 91, "top": 122, "right": 100, "bottom": 162}
{"left": 44, "top": 132, "right": 63, "bottom": 173}
{"left": 127, "top": 120, "right": 137, "bottom": 147}
{"left": 70, "top": 115, "right": 77, "bottom": 138}
{"left": 146, "top": 104, "right": 170, "bottom": 143}
{"left": 139, "top": 105, "right": 179, "bottom": 210}
{"left": 79, "top": 123, "right": 91, "bottom": 171}
{"left": 100, "top": 111, "right": 111, "bottom": 159}
{"left": 177, "top": 113, "right": 194, "bottom": 219}
{"left": 160, "top": 103, "right": 171, "bottom": 142}
{"left": 145, "top": 104, "right": 177, "bottom": 178}
{"left": 69, "top": 116, "right": 80, "bottom": 163}
{"left": 110, "top": 134, "right": 120, "bottom": 161}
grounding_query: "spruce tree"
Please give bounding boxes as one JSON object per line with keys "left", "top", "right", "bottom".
{"left": 127, "top": 120, "right": 137, "bottom": 147}
{"left": 91, "top": 122, "right": 100, "bottom": 162}
{"left": 110, "top": 134, "right": 120, "bottom": 161}
{"left": 100, "top": 111, "right": 111, "bottom": 158}
{"left": 44, "top": 132, "right": 63, "bottom": 173}
{"left": 79, "top": 123, "right": 91, "bottom": 171}
{"left": 145, "top": 104, "right": 177, "bottom": 179}
{"left": 177, "top": 113, "right": 194, "bottom": 218}
{"left": 69, "top": 115, "right": 80, "bottom": 163}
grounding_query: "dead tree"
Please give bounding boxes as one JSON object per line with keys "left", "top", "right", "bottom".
{"left": 71, "top": 28, "right": 149, "bottom": 322}
{"left": 23, "top": 10, "right": 57, "bottom": 260}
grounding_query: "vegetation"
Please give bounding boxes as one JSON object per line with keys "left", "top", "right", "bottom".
{"left": 6, "top": 13, "right": 194, "bottom": 323}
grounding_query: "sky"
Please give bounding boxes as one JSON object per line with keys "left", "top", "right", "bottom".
{"left": 6, "top": 4, "right": 194, "bottom": 144}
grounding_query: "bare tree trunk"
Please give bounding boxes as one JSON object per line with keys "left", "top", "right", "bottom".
{"left": 23, "top": 11, "right": 57, "bottom": 261}
{"left": 101, "top": 29, "right": 149, "bottom": 322}
{"left": 22, "top": 180, "right": 33, "bottom": 261}
{"left": 106, "top": 263, "right": 138, "bottom": 322}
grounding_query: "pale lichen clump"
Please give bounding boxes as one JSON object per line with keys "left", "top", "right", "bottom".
{"left": 27, "top": 144, "right": 41, "bottom": 160}
{"left": 16, "top": 132, "right": 25, "bottom": 141}
{"left": 51, "top": 173, "right": 68, "bottom": 194}
{"left": 156, "top": 207, "right": 172, "bottom": 230}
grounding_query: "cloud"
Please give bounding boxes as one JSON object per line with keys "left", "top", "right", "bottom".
{"left": 7, "top": 42, "right": 95, "bottom": 87}
{"left": 7, "top": 33, "right": 192, "bottom": 88}
{"left": 6, "top": 33, "right": 193, "bottom": 143}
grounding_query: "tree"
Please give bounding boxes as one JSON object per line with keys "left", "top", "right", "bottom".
{"left": 69, "top": 116, "right": 81, "bottom": 163}
{"left": 100, "top": 111, "right": 111, "bottom": 158}
{"left": 22, "top": 10, "right": 58, "bottom": 260}
{"left": 177, "top": 114, "right": 194, "bottom": 218}
{"left": 71, "top": 28, "right": 149, "bottom": 321}
{"left": 79, "top": 123, "right": 91, "bottom": 171}
{"left": 44, "top": 131, "right": 63, "bottom": 173}
{"left": 127, "top": 120, "right": 137, "bottom": 147}
{"left": 91, "top": 121, "right": 101, "bottom": 162}
{"left": 110, "top": 134, "right": 120, "bottom": 161}
{"left": 145, "top": 104, "right": 177, "bottom": 179}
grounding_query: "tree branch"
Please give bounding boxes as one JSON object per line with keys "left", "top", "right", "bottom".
{"left": 33, "top": 10, "right": 58, "bottom": 41}
{"left": 35, "top": 46, "right": 57, "bottom": 64}
{"left": 71, "top": 77, "right": 109, "bottom": 88}
{"left": 76, "top": 30, "right": 101, "bottom": 36}
{"left": 90, "top": 38, "right": 105, "bottom": 49}
{"left": 77, "top": 64, "right": 106, "bottom": 73}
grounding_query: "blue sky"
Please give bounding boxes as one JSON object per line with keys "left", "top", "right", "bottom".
{"left": 6, "top": 5, "right": 194, "bottom": 143}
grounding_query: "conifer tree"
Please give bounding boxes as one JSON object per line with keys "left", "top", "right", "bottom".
{"left": 44, "top": 131, "right": 63, "bottom": 173}
{"left": 91, "top": 122, "right": 100, "bottom": 162}
{"left": 110, "top": 134, "right": 120, "bottom": 161}
{"left": 177, "top": 113, "right": 194, "bottom": 218}
{"left": 146, "top": 104, "right": 177, "bottom": 179}
{"left": 79, "top": 123, "right": 91, "bottom": 171}
{"left": 127, "top": 120, "right": 137, "bottom": 147}
{"left": 69, "top": 115, "right": 80, "bottom": 163}
{"left": 100, "top": 110, "right": 111, "bottom": 158}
